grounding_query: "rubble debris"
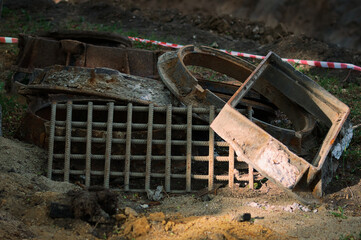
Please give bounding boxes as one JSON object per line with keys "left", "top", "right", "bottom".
{"left": 140, "top": 204, "right": 149, "bottom": 209}
{"left": 123, "top": 216, "right": 151, "bottom": 238}
{"left": 247, "top": 201, "right": 312, "bottom": 213}
{"left": 115, "top": 213, "right": 127, "bottom": 221}
{"left": 124, "top": 207, "right": 139, "bottom": 218}
{"left": 49, "top": 202, "right": 74, "bottom": 219}
{"left": 146, "top": 186, "right": 164, "bottom": 201}
{"left": 283, "top": 203, "right": 311, "bottom": 213}
{"left": 211, "top": 52, "right": 351, "bottom": 202}
{"left": 67, "top": 187, "right": 118, "bottom": 223}
{"left": 148, "top": 212, "right": 166, "bottom": 222}
{"left": 232, "top": 213, "right": 252, "bottom": 222}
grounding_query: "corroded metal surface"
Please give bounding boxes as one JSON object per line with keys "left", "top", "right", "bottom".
{"left": 211, "top": 52, "right": 351, "bottom": 202}
{"left": 158, "top": 45, "right": 316, "bottom": 155}
{"left": 16, "top": 32, "right": 161, "bottom": 79}
{"left": 17, "top": 66, "right": 178, "bottom": 107}
{"left": 45, "top": 101, "right": 257, "bottom": 192}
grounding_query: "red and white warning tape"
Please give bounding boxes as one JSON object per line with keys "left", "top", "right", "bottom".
{"left": 0, "top": 37, "right": 18, "bottom": 44}
{"left": 129, "top": 36, "right": 361, "bottom": 72}
{"left": 2, "top": 36, "right": 361, "bottom": 72}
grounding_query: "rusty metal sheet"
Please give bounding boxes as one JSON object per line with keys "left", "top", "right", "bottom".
{"left": 16, "top": 66, "right": 179, "bottom": 107}
{"left": 14, "top": 33, "right": 275, "bottom": 113}
{"left": 211, "top": 52, "right": 351, "bottom": 202}
{"left": 15, "top": 32, "right": 161, "bottom": 78}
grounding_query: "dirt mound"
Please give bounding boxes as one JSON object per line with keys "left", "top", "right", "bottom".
{"left": 116, "top": 0, "right": 361, "bottom": 51}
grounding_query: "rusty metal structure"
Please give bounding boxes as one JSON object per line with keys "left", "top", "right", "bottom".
{"left": 12, "top": 32, "right": 352, "bottom": 202}
{"left": 15, "top": 31, "right": 161, "bottom": 79}
{"left": 211, "top": 52, "right": 351, "bottom": 202}
{"left": 45, "top": 100, "right": 261, "bottom": 192}
{"left": 158, "top": 46, "right": 318, "bottom": 158}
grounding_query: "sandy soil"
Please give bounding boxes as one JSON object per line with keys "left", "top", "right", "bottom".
{"left": 0, "top": 136, "right": 360, "bottom": 240}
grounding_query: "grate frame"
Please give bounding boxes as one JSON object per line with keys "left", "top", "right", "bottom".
{"left": 47, "top": 101, "right": 257, "bottom": 192}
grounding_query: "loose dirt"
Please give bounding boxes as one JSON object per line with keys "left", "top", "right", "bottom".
{"left": 0, "top": 136, "right": 361, "bottom": 239}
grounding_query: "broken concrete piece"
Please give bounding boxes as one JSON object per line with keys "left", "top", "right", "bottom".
{"left": 146, "top": 186, "right": 164, "bottom": 201}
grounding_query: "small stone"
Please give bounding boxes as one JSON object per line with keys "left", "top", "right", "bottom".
{"left": 140, "top": 204, "right": 149, "bottom": 209}
{"left": 115, "top": 213, "right": 126, "bottom": 221}
{"left": 252, "top": 26, "right": 260, "bottom": 34}
{"left": 300, "top": 206, "right": 311, "bottom": 212}
{"left": 132, "top": 217, "right": 150, "bottom": 237}
{"left": 248, "top": 202, "right": 260, "bottom": 208}
{"left": 201, "top": 194, "right": 212, "bottom": 202}
{"left": 233, "top": 213, "right": 251, "bottom": 222}
{"left": 318, "top": 205, "right": 327, "bottom": 211}
{"left": 165, "top": 221, "right": 175, "bottom": 231}
{"left": 313, "top": 209, "right": 318, "bottom": 213}
{"left": 210, "top": 42, "right": 219, "bottom": 48}
{"left": 124, "top": 207, "right": 138, "bottom": 217}
{"left": 148, "top": 212, "right": 165, "bottom": 222}
{"left": 124, "top": 217, "right": 150, "bottom": 237}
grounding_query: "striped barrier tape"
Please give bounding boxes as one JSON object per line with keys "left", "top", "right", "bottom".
{"left": 0, "top": 37, "right": 18, "bottom": 43}
{"left": 129, "top": 36, "right": 361, "bottom": 72}
{"left": 1, "top": 36, "right": 360, "bottom": 72}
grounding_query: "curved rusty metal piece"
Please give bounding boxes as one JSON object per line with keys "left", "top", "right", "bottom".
{"left": 157, "top": 45, "right": 316, "bottom": 154}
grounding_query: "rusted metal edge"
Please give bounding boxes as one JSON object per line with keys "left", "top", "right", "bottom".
{"left": 38, "top": 30, "right": 132, "bottom": 47}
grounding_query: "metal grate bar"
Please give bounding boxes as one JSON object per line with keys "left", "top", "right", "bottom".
{"left": 228, "top": 147, "right": 235, "bottom": 188}
{"left": 124, "top": 103, "right": 133, "bottom": 191}
{"left": 208, "top": 105, "right": 215, "bottom": 191}
{"left": 54, "top": 121, "right": 210, "bottom": 131}
{"left": 64, "top": 101, "right": 72, "bottom": 182}
{"left": 48, "top": 101, "right": 257, "bottom": 193}
{"left": 104, "top": 102, "right": 114, "bottom": 188}
{"left": 247, "top": 106, "right": 254, "bottom": 189}
{"left": 186, "top": 105, "right": 192, "bottom": 192}
{"left": 85, "top": 102, "right": 93, "bottom": 187}
{"left": 165, "top": 104, "right": 172, "bottom": 192}
{"left": 145, "top": 104, "right": 154, "bottom": 191}
{"left": 47, "top": 102, "right": 57, "bottom": 179}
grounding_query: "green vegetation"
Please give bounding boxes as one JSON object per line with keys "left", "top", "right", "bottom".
{"left": 331, "top": 206, "right": 348, "bottom": 219}
{"left": 339, "top": 231, "right": 361, "bottom": 240}
{"left": 0, "top": 83, "right": 26, "bottom": 137}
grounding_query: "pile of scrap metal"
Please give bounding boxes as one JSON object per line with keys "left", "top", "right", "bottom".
{"left": 12, "top": 31, "right": 353, "bottom": 203}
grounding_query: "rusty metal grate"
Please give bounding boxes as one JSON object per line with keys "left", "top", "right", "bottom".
{"left": 47, "top": 101, "right": 256, "bottom": 193}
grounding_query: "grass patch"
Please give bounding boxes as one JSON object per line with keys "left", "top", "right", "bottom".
{"left": 0, "top": 81, "right": 26, "bottom": 137}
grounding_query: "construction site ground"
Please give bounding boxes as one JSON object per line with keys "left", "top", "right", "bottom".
{"left": 0, "top": 1, "right": 361, "bottom": 239}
